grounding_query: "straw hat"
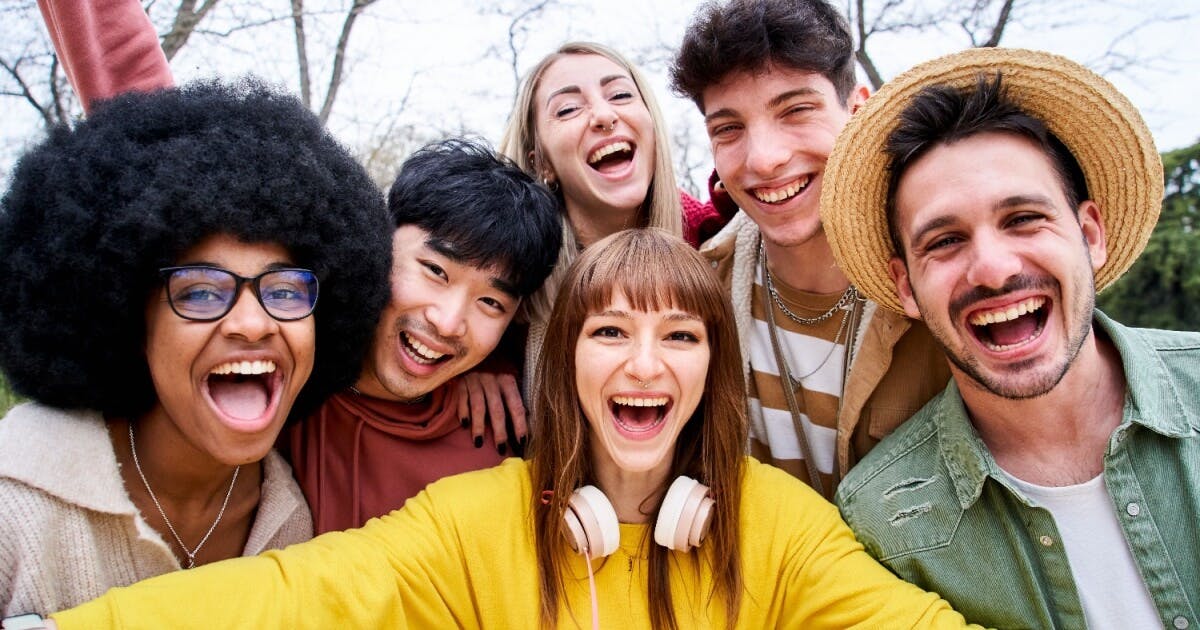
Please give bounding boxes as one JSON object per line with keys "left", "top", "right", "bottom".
{"left": 820, "top": 47, "right": 1163, "bottom": 314}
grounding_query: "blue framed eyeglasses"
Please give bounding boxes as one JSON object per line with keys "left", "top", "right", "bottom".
{"left": 158, "top": 265, "right": 319, "bottom": 322}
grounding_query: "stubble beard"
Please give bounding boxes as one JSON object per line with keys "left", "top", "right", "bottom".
{"left": 915, "top": 272, "right": 1096, "bottom": 401}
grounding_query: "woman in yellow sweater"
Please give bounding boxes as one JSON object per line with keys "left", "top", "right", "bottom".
{"left": 40, "top": 230, "right": 974, "bottom": 630}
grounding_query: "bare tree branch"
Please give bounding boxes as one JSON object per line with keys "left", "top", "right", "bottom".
{"left": 0, "top": 56, "right": 54, "bottom": 128}
{"left": 291, "top": 0, "right": 312, "bottom": 108}
{"left": 854, "top": 0, "right": 884, "bottom": 89}
{"left": 192, "top": 13, "right": 297, "bottom": 38}
{"left": 159, "top": 0, "right": 221, "bottom": 61}
{"left": 1088, "top": 12, "right": 1189, "bottom": 76}
{"left": 316, "top": 0, "right": 378, "bottom": 124}
{"left": 981, "top": 0, "right": 1015, "bottom": 47}
{"left": 49, "top": 54, "right": 66, "bottom": 123}
{"left": 506, "top": 0, "right": 550, "bottom": 92}
{"left": 854, "top": 0, "right": 946, "bottom": 89}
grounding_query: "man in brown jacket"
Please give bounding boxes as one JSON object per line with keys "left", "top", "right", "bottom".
{"left": 671, "top": 0, "right": 950, "bottom": 498}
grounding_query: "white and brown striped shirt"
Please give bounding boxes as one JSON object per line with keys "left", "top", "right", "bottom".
{"left": 745, "top": 276, "right": 862, "bottom": 498}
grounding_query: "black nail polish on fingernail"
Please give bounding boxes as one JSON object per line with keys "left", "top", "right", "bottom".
{"left": 498, "top": 443, "right": 507, "bottom": 456}
{"left": 460, "top": 418, "right": 468, "bottom": 428}
{"left": 474, "top": 436, "right": 483, "bottom": 448}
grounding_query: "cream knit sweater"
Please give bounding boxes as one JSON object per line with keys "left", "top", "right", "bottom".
{"left": 0, "top": 403, "right": 312, "bottom": 617}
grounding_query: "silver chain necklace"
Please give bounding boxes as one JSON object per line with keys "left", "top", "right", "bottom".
{"left": 789, "top": 301, "right": 855, "bottom": 384}
{"left": 760, "top": 241, "right": 859, "bottom": 326}
{"left": 128, "top": 423, "right": 239, "bottom": 569}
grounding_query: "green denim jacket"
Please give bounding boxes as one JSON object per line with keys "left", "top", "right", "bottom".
{"left": 836, "top": 312, "right": 1200, "bottom": 630}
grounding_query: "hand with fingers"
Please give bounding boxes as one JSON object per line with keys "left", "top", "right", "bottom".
{"left": 456, "top": 368, "right": 527, "bottom": 457}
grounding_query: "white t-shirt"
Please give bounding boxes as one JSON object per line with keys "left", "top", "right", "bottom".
{"left": 1002, "top": 471, "right": 1163, "bottom": 630}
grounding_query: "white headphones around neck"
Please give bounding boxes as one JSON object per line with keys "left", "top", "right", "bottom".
{"left": 563, "top": 476, "right": 714, "bottom": 556}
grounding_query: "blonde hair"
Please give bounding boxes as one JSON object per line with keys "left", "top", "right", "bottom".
{"left": 529, "top": 229, "right": 744, "bottom": 630}
{"left": 499, "top": 42, "right": 684, "bottom": 323}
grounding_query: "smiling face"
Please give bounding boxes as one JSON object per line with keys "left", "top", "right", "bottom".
{"left": 888, "top": 132, "right": 1107, "bottom": 399}
{"left": 574, "top": 292, "right": 710, "bottom": 482}
{"left": 533, "top": 53, "right": 656, "bottom": 220}
{"left": 143, "top": 234, "right": 315, "bottom": 466}
{"left": 355, "top": 224, "right": 519, "bottom": 401}
{"left": 702, "top": 66, "right": 865, "bottom": 250}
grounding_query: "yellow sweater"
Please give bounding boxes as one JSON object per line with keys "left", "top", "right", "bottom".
{"left": 54, "top": 458, "right": 974, "bottom": 629}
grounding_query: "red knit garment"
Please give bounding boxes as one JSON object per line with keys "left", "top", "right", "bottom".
{"left": 680, "top": 172, "right": 738, "bottom": 247}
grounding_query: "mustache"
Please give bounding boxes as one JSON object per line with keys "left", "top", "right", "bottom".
{"left": 394, "top": 315, "right": 466, "bottom": 357}
{"left": 949, "top": 275, "right": 1058, "bottom": 323}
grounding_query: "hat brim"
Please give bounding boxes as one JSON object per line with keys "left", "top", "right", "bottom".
{"left": 821, "top": 47, "right": 1163, "bottom": 314}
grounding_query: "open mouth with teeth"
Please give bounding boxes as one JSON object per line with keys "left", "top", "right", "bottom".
{"left": 400, "top": 331, "right": 450, "bottom": 366}
{"left": 205, "top": 359, "right": 282, "bottom": 424}
{"left": 609, "top": 394, "right": 672, "bottom": 437}
{"left": 753, "top": 175, "right": 812, "bottom": 205}
{"left": 587, "top": 141, "right": 634, "bottom": 174}
{"left": 967, "top": 296, "right": 1049, "bottom": 352}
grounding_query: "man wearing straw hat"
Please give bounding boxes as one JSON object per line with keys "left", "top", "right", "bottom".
{"left": 670, "top": 0, "right": 952, "bottom": 501}
{"left": 830, "top": 47, "right": 1198, "bottom": 629}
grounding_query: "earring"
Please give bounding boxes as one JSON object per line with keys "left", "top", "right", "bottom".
{"left": 541, "top": 176, "right": 559, "bottom": 193}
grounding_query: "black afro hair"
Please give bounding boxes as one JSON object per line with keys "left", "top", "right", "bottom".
{"left": 0, "top": 78, "right": 392, "bottom": 419}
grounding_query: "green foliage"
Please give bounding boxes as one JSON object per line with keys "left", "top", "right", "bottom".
{"left": 1098, "top": 141, "right": 1200, "bottom": 331}
{"left": 0, "top": 371, "right": 21, "bottom": 418}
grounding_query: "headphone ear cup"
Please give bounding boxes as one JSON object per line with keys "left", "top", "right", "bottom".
{"left": 564, "top": 485, "right": 620, "bottom": 557}
{"left": 654, "top": 476, "right": 714, "bottom": 552}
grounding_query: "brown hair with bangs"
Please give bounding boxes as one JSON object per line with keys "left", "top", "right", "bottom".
{"left": 528, "top": 228, "right": 746, "bottom": 630}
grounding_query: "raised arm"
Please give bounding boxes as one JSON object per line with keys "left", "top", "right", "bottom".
{"left": 49, "top": 485, "right": 474, "bottom": 629}
{"left": 37, "top": 0, "right": 173, "bottom": 114}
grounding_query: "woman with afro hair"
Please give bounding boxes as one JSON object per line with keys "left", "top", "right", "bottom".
{"left": 0, "top": 78, "right": 392, "bottom": 617}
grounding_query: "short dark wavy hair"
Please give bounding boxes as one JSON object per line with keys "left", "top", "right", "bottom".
{"left": 0, "top": 78, "right": 392, "bottom": 418}
{"left": 671, "top": 0, "right": 857, "bottom": 112}
{"left": 387, "top": 138, "right": 562, "bottom": 298}
{"left": 884, "top": 74, "right": 1090, "bottom": 258}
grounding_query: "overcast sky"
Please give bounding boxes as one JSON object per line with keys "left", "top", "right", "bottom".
{"left": 3, "top": 0, "right": 1199, "bottom": 187}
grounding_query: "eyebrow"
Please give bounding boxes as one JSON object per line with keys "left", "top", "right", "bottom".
{"left": 704, "top": 87, "right": 821, "bottom": 124}
{"left": 426, "top": 238, "right": 520, "bottom": 298}
{"left": 546, "top": 74, "right": 631, "bottom": 101}
{"left": 592, "top": 309, "right": 702, "bottom": 322}
{"left": 996, "top": 194, "right": 1057, "bottom": 210}
{"left": 490, "top": 277, "right": 519, "bottom": 299}
{"left": 769, "top": 87, "right": 822, "bottom": 109}
{"left": 426, "top": 238, "right": 466, "bottom": 263}
{"left": 907, "top": 216, "right": 957, "bottom": 250}
{"left": 173, "top": 260, "right": 294, "bottom": 271}
{"left": 546, "top": 85, "right": 581, "bottom": 100}
{"left": 907, "top": 194, "right": 1059, "bottom": 247}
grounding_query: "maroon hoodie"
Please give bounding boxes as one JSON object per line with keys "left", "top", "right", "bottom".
{"left": 284, "top": 380, "right": 503, "bottom": 534}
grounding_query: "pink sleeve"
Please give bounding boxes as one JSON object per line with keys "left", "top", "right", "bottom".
{"left": 37, "top": 0, "right": 174, "bottom": 114}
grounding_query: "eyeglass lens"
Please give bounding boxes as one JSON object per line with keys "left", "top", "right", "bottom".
{"left": 164, "top": 267, "right": 318, "bottom": 321}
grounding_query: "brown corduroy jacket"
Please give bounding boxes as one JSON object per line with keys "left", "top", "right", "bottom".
{"left": 699, "top": 212, "right": 951, "bottom": 484}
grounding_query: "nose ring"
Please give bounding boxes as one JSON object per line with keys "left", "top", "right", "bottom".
{"left": 635, "top": 377, "right": 649, "bottom": 389}
{"left": 604, "top": 118, "right": 617, "bottom": 132}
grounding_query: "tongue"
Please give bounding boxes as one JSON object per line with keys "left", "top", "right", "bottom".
{"left": 616, "top": 404, "right": 660, "bottom": 427}
{"left": 987, "top": 312, "right": 1039, "bottom": 347}
{"left": 209, "top": 377, "right": 270, "bottom": 421}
